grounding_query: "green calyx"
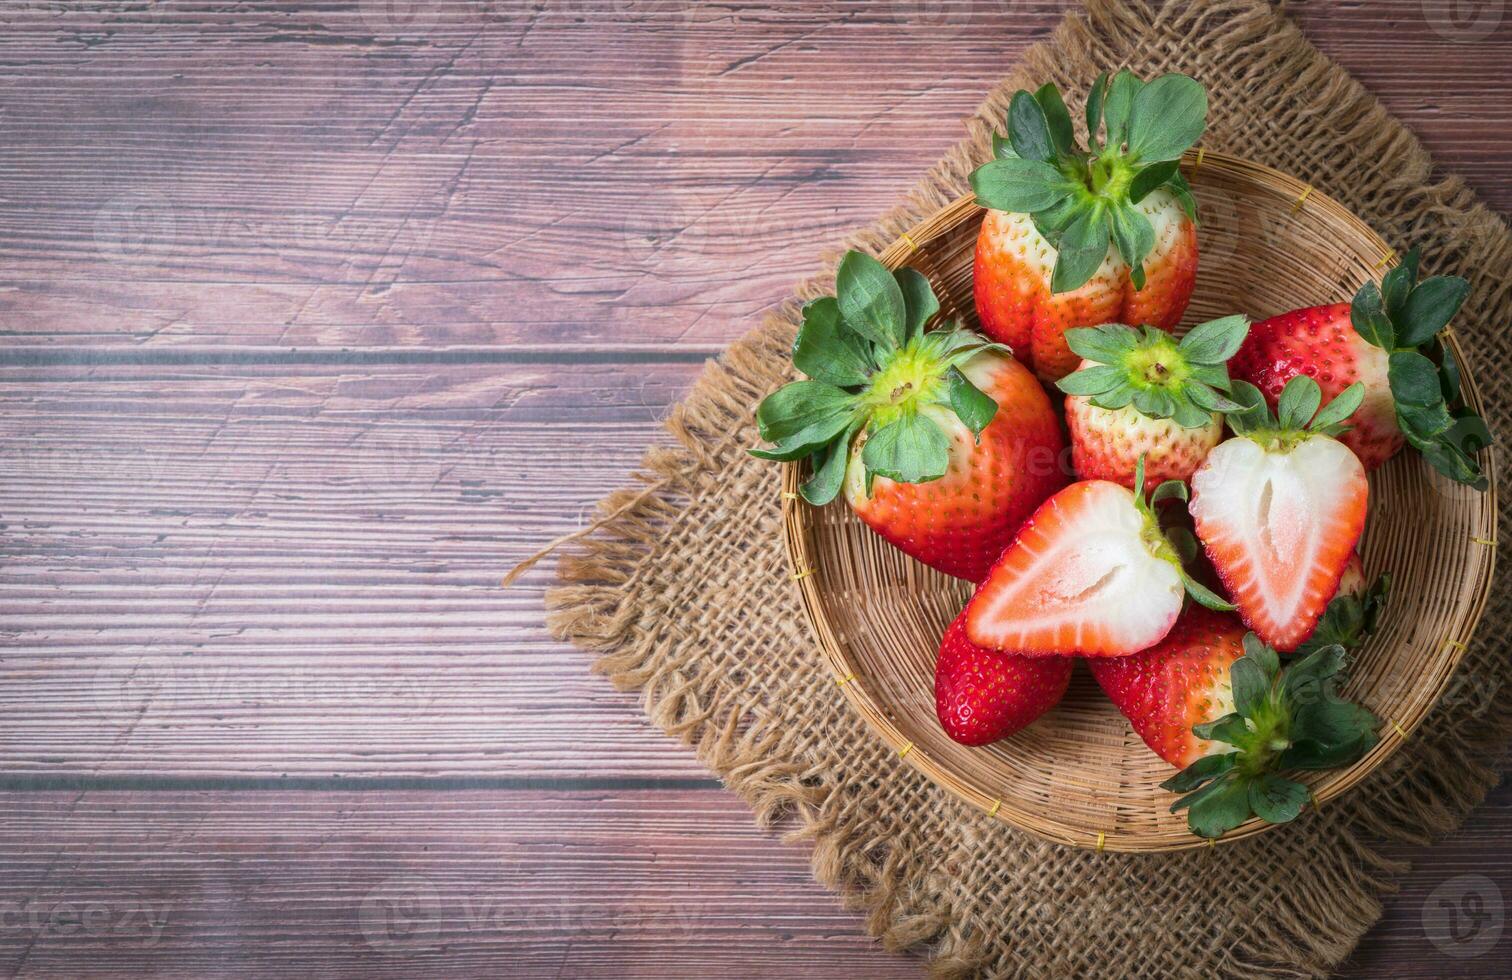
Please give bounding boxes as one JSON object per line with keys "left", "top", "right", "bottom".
{"left": 1226, "top": 375, "right": 1367, "bottom": 451}
{"left": 749, "top": 250, "right": 1010, "bottom": 504}
{"left": 1350, "top": 247, "right": 1490, "bottom": 489}
{"left": 1161, "top": 634, "right": 1381, "bottom": 839}
{"left": 1131, "top": 455, "right": 1235, "bottom": 613}
{"left": 1293, "top": 573, "right": 1390, "bottom": 660}
{"left": 1057, "top": 315, "right": 1250, "bottom": 428}
{"left": 969, "top": 70, "right": 1208, "bottom": 295}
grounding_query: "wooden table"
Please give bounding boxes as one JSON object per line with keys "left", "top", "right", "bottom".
{"left": 1, "top": 2, "right": 1507, "bottom": 975}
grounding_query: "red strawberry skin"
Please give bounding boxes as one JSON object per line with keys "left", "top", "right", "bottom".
{"left": 935, "top": 610, "right": 1073, "bottom": 746}
{"left": 847, "top": 352, "right": 1067, "bottom": 583}
{"left": 973, "top": 194, "right": 1197, "bottom": 382}
{"left": 1229, "top": 303, "right": 1401, "bottom": 469}
{"left": 1087, "top": 607, "right": 1246, "bottom": 768}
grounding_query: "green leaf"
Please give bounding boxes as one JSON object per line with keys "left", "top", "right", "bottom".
{"left": 1125, "top": 73, "right": 1207, "bottom": 162}
{"left": 1397, "top": 275, "right": 1470, "bottom": 348}
{"left": 1064, "top": 323, "right": 1138, "bottom": 364}
{"left": 1170, "top": 397, "right": 1212, "bottom": 430}
{"left": 1225, "top": 380, "right": 1272, "bottom": 433}
{"left": 1160, "top": 751, "right": 1237, "bottom": 794}
{"left": 1388, "top": 350, "right": 1442, "bottom": 406}
{"left": 1291, "top": 698, "right": 1379, "bottom": 751}
{"left": 992, "top": 131, "right": 1017, "bottom": 160}
{"left": 947, "top": 367, "right": 998, "bottom": 441}
{"left": 1007, "top": 89, "right": 1055, "bottom": 162}
{"left": 755, "top": 380, "right": 857, "bottom": 442}
{"left": 1109, "top": 205, "right": 1155, "bottom": 289}
{"left": 1349, "top": 280, "right": 1394, "bottom": 350}
{"left": 1437, "top": 339, "right": 1462, "bottom": 402}
{"left": 1229, "top": 658, "right": 1268, "bottom": 718}
{"left": 1186, "top": 383, "right": 1242, "bottom": 414}
{"left": 1244, "top": 633, "right": 1281, "bottom": 680}
{"left": 1381, "top": 247, "right": 1420, "bottom": 318}
{"left": 1184, "top": 574, "right": 1236, "bottom": 611}
{"left": 1034, "top": 82, "right": 1075, "bottom": 155}
{"left": 1308, "top": 382, "right": 1365, "bottom": 432}
{"left": 1085, "top": 71, "right": 1109, "bottom": 142}
{"left": 969, "top": 158, "right": 1073, "bottom": 214}
{"left": 1128, "top": 160, "right": 1181, "bottom": 203}
{"left": 1050, "top": 205, "right": 1110, "bottom": 294}
{"left": 1280, "top": 735, "right": 1375, "bottom": 771}
{"left": 1178, "top": 315, "right": 1250, "bottom": 364}
{"left": 1166, "top": 525, "right": 1199, "bottom": 563}
{"left": 799, "top": 419, "right": 862, "bottom": 505}
{"left": 1248, "top": 775, "right": 1309, "bottom": 825}
{"left": 1132, "top": 386, "right": 1176, "bottom": 419}
{"left": 836, "top": 251, "right": 906, "bottom": 352}
{"left": 792, "top": 297, "right": 873, "bottom": 388}
{"left": 895, "top": 268, "right": 939, "bottom": 342}
{"left": 1280, "top": 644, "right": 1347, "bottom": 705}
{"left": 1277, "top": 375, "right": 1322, "bottom": 430}
{"left": 861, "top": 414, "right": 950, "bottom": 484}
{"left": 1294, "top": 574, "right": 1390, "bottom": 659}
{"left": 1057, "top": 364, "right": 1126, "bottom": 397}
{"left": 1167, "top": 170, "right": 1198, "bottom": 221}
{"left": 1183, "top": 775, "right": 1256, "bottom": 838}
{"left": 1149, "top": 480, "right": 1189, "bottom": 507}
{"left": 1101, "top": 68, "right": 1141, "bottom": 147}
{"left": 1193, "top": 713, "right": 1251, "bottom": 747}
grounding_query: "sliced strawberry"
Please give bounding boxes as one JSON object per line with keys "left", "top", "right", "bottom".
{"left": 1189, "top": 377, "right": 1369, "bottom": 651}
{"left": 934, "top": 609, "right": 1073, "bottom": 745}
{"left": 968, "top": 72, "right": 1206, "bottom": 382}
{"left": 965, "top": 460, "right": 1229, "bottom": 657}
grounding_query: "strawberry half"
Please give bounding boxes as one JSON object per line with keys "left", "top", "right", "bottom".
{"left": 1189, "top": 376, "right": 1369, "bottom": 651}
{"left": 1094, "top": 615, "right": 1381, "bottom": 838}
{"left": 935, "top": 608, "right": 1073, "bottom": 746}
{"left": 1230, "top": 247, "right": 1490, "bottom": 488}
{"left": 1058, "top": 316, "right": 1249, "bottom": 491}
{"left": 966, "top": 456, "right": 1233, "bottom": 657}
{"left": 750, "top": 250, "right": 1067, "bottom": 583}
{"left": 969, "top": 71, "right": 1206, "bottom": 381}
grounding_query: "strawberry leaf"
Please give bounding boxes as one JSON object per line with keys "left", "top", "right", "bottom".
{"left": 837, "top": 251, "right": 906, "bottom": 352}
{"left": 1397, "top": 274, "right": 1470, "bottom": 348}
{"left": 793, "top": 297, "right": 872, "bottom": 388}
{"left": 798, "top": 419, "right": 863, "bottom": 505}
{"left": 895, "top": 267, "right": 940, "bottom": 342}
{"left": 1109, "top": 204, "right": 1155, "bottom": 290}
{"left": 1248, "top": 775, "right": 1309, "bottom": 824}
{"left": 1128, "top": 160, "right": 1181, "bottom": 203}
{"left": 1178, "top": 314, "right": 1250, "bottom": 364}
{"left": 755, "top": 380, "right": 857, "bottom": 443}
{"left": 1293, "top": 574, "right": 1389, "bottom": 659}
{"left": 1056, "top": 364, "right": 1126, "bottom": 397}
{"left": 1381, "top": 246, "right": 1420, "bottom": 318}
{"left": 1126, "top": 73, "right": 1207, "bottom": 162}
{"left": 1160, "top": 751, "right": 1237, "bottom": 794}
{"left": 1167, "top": 170, "right": 1198, "bottom": 221}
{"left": 947, "top": 368, "right": 997, "bottom": 442}
{"left": 1183, "top": 574, "right": 1237, "bottom": 612}
{"left": 1276, "top": 375, "right": 1322, "bottom": 431}
{"left": 861, "top": 414, "right": 949, "bottom": 484}
{"left": 1387, "top": 350, "right": 1441, "bottom": 406}
{"left": 1229, "top": 658, "right": 1268, "bottom": 718}
{"left": 1101, "top": 69, "right": 1141, "bottom": 147}
{"left": 1034, "top": 82, "right": 1075, "bottom": 155}
{"left": 1085, "top": 71, "right": 1109, "bottom": 143}
{"left": 1307, "top": 381, "right": 1365, "bottom": 432}
{"left": 1049, "top": 205, "right": 1110, "bottom": 294}
{"left": 1182, "top": 774, "right": 1255, "bottom": 838}
{"left": 1349, "top": 280, "right": 1394, "bottom": 350}
{"left": 1008, "top": 89, "right": 1055, "bottom": 161}
{"left": 969, "top": 158, "right": 1072, "bottom": 214}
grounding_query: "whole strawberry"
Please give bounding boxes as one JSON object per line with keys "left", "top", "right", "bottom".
{"left": 1058, "top": 316, "right": 1249, "bottom": 491}
{"left": 751, "top": 251, "right": 1067, "bottom": 583}
{"left": 969, "top": 71, "right": 1206, "bottom": 380}
{"left": 1189, "top": 376, "right": 1369, "bottom": 651}
{"left": 1229, "top": 248, "right": 1490, "bottom": 488}
{"left": 1091, "top": 612, "right": 1381, "bottom": 838}
{"left": 935, "top": 609, "right": 1073, "bottom": 745}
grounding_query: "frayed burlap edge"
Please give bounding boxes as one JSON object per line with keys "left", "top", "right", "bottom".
{"left": 545, "top": 1, "right": 1511, "bottom": 976}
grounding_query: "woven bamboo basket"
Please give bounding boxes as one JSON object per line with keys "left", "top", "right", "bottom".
{"left": 782, "top": 150, "right": 1498, "bottom": 852}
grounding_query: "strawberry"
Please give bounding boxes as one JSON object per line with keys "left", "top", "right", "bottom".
{"left": 1058, "top": 316, "right": 1250, "bottom": 491}
{"left": 935, "top": 608, "right": 1073, "bottom": 745}
{"left": 1092, "top": 615, "right": 1381, "bottom": 838}
{"left": 965, "top": 457, "right": 1233, "bottom": 657}
{"left": 1229, "top": 248, "right": 1490, "bottom": 488}
{"left": 750, "top": 250, "right": 1067, "bottom": 583}
{"left": 1189, "top": 377, "right": 1370, "bottom": 651}
{"left": 969, "top": 70, "right": 1206, "bottom": 381}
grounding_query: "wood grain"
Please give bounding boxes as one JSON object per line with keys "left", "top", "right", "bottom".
{"left": 0, "top": 1, "right": 1508, "bottom": 974}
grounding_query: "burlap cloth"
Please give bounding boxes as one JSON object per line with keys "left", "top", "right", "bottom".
{"left": 545, "top": 1, "right": 1511, "bottom": 975}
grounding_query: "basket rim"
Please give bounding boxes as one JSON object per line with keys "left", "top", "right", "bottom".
{"left": 781, "top": 149, "right": 1499, "bottom": 853}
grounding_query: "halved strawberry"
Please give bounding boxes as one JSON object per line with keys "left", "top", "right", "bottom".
{"left": 935, "top": 608, "right": 1073, "bottom": 746}
{"left": 1093, "top": 616, "right": 1381, "bottom": 838}
{"left": 1189, "top": 377, "right": 1369, "bottom": 651}
{"left": 750, "top": 251, "right": 1067, "bottom": 583}
{"left": 1230, "top": 248, "right": 1490, "bottom": 488}
{"left": 1292, "top": 552, "right": 1389, "bottom": 659}
{"left": 965, "top": 457, "right": 1232, "bottom": 657}
{"left": 1059, "top": 316, "right": 1249, "bottom": 491}
{"left": 969, "top": 71, "right": 1206, "bottom": 381}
